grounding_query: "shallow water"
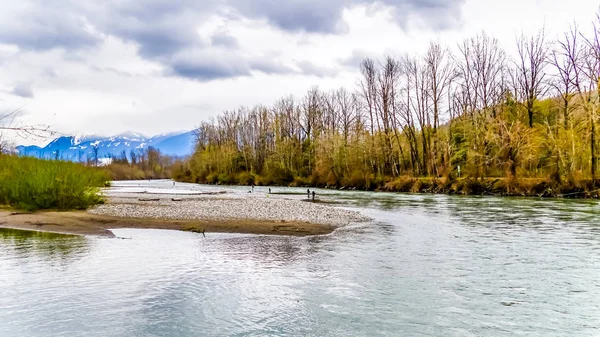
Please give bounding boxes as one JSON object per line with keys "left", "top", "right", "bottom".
{"left": 1, "top": 180, "right": 600, "bottom": 336}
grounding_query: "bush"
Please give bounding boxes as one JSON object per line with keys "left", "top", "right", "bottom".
{"left": 261, "top": 167, "right": 294, "bottom": 186}
{"left": 171, "top": 163, "right": 193, "bottom": 182}
{"left": 236, "top": 172, "right": 256, "bottom": 185}
{"left": 217, "top": 172, "right": 236, "bottom": 185}
{"left": 290, "top": 176, "right": 310, "bottom": 187}
{"left": 384, "top": 176, "right": 415, "bottom": 192}
{"left": 344, "top": 169, "right": 370, "bottom": 190}
{"left": 455, "top": 178, "right": 485, "bottom": 195}
{"left": 104, "top": 163, "right": 146, "bottom": 180}
{"left": 0, "top": 155, "right": 109, "bottom": 211}
{"left": 492, "top": 179, "right": 508, "bottom": 194}
{"left": 205, "top": 172, "right": 219, "bottom": 184}
{"left": 436, "top": 176, "right": 453, "bottom": 193}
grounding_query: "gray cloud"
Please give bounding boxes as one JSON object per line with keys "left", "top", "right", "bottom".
{"left": 43, "top": 68, "right": 58, "bottom": 78}
{"left": 0, "top": 0, "right": 464, "bottom": 80}
{"left": 230, "top": 0, "right": 465, "bottom": 33}
{"left": 250, "top": 57, "right": 295, "bottom": 75}
{"left": 338, "top": 49, "right": 379, "bottom": 68}
{"left": 170, "top": 57, "right": 251, "bottom": 80}
{"left": 210, "top": 30, "right": 239, "bottom": 48}
{"left": 1, "top": 1, "right": 464, "bottom": 47}
{"left": 98, "top": 6, "right": 210, "bottom": 58}
{"left": 296, "top": 60, "right": 339, "bottom": 78}
{"left": 12, "top": 82, "right": 34, "bottom": 98}
{"left": 167, "top": 50, "right": 295, "bottom": 81}
{"left": 90, "top": 66, "right": 149, "bottom": 79}
{"left": 230, "top": 0, "right": 349, "bottom": 33}
{"left": 0, "top": 5, "right": 99, "bottom": 51}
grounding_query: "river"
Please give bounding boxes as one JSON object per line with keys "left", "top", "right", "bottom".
{"left": 1, "top": 180, "right": 599, "bottom": 336}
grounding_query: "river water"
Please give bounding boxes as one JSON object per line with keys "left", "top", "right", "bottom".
{"left": 1, "top": 180, "right": 600, "bottom": 336}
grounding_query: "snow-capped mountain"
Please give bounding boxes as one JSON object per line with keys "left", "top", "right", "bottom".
{"left": 16, "top": 130, "right": 195, "bottom": 161}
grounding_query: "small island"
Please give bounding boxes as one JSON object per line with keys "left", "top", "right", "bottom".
{"left": 1, "top": 186, "right": 368, "bottom": 237}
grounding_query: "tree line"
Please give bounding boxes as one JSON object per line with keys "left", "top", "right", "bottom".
{"left": 105, "top": 147, "right": 179, "bottom": 180}
{"left": 175, "top": 12, "right": 600, "bottom": 194}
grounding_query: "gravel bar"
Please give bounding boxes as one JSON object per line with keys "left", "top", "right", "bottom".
{"left": 90, "top": 191, "right": 371, "bottom": 227}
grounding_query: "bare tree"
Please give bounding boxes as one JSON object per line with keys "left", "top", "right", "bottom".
{"left": 456, "top": 33, "right": 506, "bottom": 116}
{"left": 399, "top": 55, "right": 422, "bottom": 174}
{"left": 456, "top": 32, "right": 507, "bottom": 178}
{"left": 299, "top": 87, "right": 322, "bottom": 174}
{"left": 0, "top": 108, "right": 54, "bottom": 139}
{"left": 406, "top": 55, "right": 431, "bottom": 175}
{"left": 129, "top": 149, "right": 138, "bottom": 165}
{"left": 580, "top": 12, "right": 600, "bottom": 183}
{"left": 0, "top": 108, "right": 57, "bottom": 158}
{"left": 425, "top": 42, "right": 456, "bottom": 174}
{"left": 359, "top": 58, "right": 380, "bottom": 173}
{"left": 360, "top": 59, "right": 379, "bottom": 137}
{"left": 550, "top": 29, "right": 578, "bottom": 127}
{"left": 376, "top": 56, "right": 402, "bottom": 175}
{"left": 91, "top": 143, "right": 100, "bottom": 166}
{"left": 513, "top": 28, "right": 549, "bottom": 128}
{"left": 549, "top": 25, "right": 580, "bottom": 176}
{"left": 335, "top": 88, "right": 358, "bottom": 145}
{"left": 564, "top": 19, "right": 600, "bottom": 182}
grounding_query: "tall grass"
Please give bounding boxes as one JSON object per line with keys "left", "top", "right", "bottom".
{"left": 0, "top": 155, "right": 110, "bottom": 211}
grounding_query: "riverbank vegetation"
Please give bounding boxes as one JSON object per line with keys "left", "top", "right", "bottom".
{"left": 173, "top": 12, "right": 600, "bottom": 198}
{"left": 0, "top": 155, "right": 109, "bottom": 211}
{"left": 103, "top": 147, "right": 180, "bottom": 180}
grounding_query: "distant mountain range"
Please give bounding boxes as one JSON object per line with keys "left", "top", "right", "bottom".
{"left": 16, "top": 130, "right": 196, "bottom": 162}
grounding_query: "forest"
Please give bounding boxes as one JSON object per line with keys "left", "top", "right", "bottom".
{"left": 174, "top": 13, "right": 600, "bottom": 197}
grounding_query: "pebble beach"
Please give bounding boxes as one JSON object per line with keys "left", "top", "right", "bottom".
{"left": 90, "top": 186, "right": 370, "bottom": 227}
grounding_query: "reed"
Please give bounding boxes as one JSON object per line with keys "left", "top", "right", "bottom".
{"left": 0, "top": 155, "right": 110, "bottom": 211}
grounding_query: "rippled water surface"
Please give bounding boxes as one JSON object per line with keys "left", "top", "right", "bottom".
{"left": 1, "top": 181, "right": 600, "bottom": 336}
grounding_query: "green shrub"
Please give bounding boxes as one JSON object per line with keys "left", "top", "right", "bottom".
{"left": 236, "top": 172, "right": 256, "bottom": 185}
{"left": 290, "top": 176, "right": 310, "bottom": 187}
{"left": 0, "top": 155, "right": 109, "bottom": 211}
{"left": 261, "top": 167, "right": 294, "bottom": 186}
{"left": 205, "top": 172, "right": 219, "bottom": 184}
{"left": 217, "top": 172, "right": 236, "bottom": 185}
{"left": 344, "top": 169, "right": 370, "bottom": 190}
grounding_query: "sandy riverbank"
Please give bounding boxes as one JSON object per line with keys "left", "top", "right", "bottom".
{"left": 0, "top": 189, "right": 369, "bottom": 237}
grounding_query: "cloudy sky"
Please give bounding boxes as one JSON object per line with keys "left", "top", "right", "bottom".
{"left": 0, "top": 0, "right": 598, "bottom": 145}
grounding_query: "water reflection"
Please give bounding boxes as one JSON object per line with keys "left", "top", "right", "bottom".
{"left": 207, "top": 235, "right": 306, "bottom": 266}
{"left": 442, "top": 196, "right": 600, "bottom": 235}
{"left": 0, "top": 227, "right": 89, "bottom": 264}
